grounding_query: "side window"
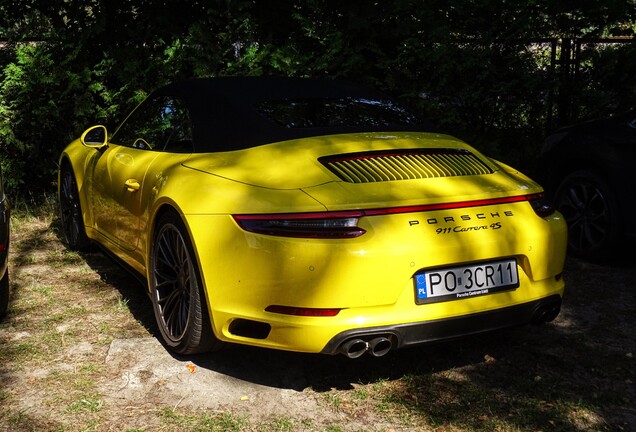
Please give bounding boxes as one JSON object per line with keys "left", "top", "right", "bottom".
{"left": 111, "top": 96, "right": 193, "bottom": 152}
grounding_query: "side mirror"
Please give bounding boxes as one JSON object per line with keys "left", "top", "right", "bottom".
{"left": 80, "top": 125, "right": 108, "bottom": 148}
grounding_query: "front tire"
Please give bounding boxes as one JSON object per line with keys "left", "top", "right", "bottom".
{"left": 150, "top": 211, "right": 221, "bottom": 355}
{"left": 554, "top": 169, "right": 619, "bottom": 261}
{"left": 59, "top": 165, "right": 90, "bottom": 251}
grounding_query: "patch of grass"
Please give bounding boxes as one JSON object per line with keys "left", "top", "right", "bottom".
{"left": 96, "top": 322, "right": 112, "bottom": 334}
{"left": 115, "top": 296, "right": 130, "bottom": 311}
{"left": 78, "top": 363, "right": 104, "bottom": 374}
{"left": 351, "top": 386, "right": 369, "bottom": 401}
{"left": 159, "top": 408, "right": 249, "bottom": 432}
{"left": 47, "top": 249, "right": 85, "bottom": 268}
{"left": 322, "top": 392, "right": 345, "bottom": 413}
{"left": 258, "top": 415, "right": 296, "bottom": 431}
{"left": 71, "top": 375, "right": 99, "bottom": 392}
{"left": 34, "top": 283, "right": 53, "bottom": 298}
{"left": 45, "top": 368, "right": 100, "bottom": 399}
{"left": 16, "top": 252, "right": 38, "bottom": 265}
{"left": 66, "top": 394, "right": 104, "bottom": 413}
{"left": 48, "top": 306, "right": 89, "bottom": 323}
{"left": 0, "top": 391, "right": 10, "bottom": 403}
{"left": 0, "top": 407, "right": 60, "bottom": 431}
{"left": 3, "top": 341, "right": 42, "bottom": 363}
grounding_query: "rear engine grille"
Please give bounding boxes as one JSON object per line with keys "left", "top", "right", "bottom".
{"left": 319, "top": 149, "right": 493, "bottom": 183}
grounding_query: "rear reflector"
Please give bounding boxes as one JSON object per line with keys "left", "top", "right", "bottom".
{"left": 528, "top": 193, "right": 556, "bottom": 217}
{"left": 265, "top": 305, "right": 341, "bottom": 317}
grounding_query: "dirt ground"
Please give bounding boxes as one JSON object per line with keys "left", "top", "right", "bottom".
{"left": 0, "top": 213, "right": 634, "bottom": 431}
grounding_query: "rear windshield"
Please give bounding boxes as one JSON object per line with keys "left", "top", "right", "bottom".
{"left": 257, "top": 97, "right": 422, "bottom": 129}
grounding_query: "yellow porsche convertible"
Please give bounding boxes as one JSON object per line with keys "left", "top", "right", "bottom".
{"left": 58, "top": 77, "right": 566, "bottom": 357}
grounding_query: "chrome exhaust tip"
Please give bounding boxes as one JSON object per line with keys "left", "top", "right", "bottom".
{"left": 339, "top": 339, "right": 368, "bottom": 358}
{"left": 368, "top": 337, "right": 392, "bottom": 357}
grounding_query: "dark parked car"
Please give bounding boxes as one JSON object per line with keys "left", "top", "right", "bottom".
{"left": 539, "top": 110, "right": 636, "bottom": 261}
{"left": 0, "top": 166, "right": 10, "bottom": 318}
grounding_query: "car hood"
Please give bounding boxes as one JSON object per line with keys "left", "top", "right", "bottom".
{"left": 182, "top": 132, "right": 542, "bottom": 209}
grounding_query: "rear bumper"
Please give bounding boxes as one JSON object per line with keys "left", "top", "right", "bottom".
{"left": 321, "top": 294, "right": 562, "bottom": 355}
{"left": 185, "top": 200, "right": 567, "bottom": 354}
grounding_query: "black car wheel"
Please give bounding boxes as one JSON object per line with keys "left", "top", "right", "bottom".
{"left": 59, "top": 166, "right": 90, "bottom": 251}
{"left": 150, "top": 211, "right": 221, "bottom": 354}
{"left": 554, "top": 170, "right": 619, "bottom": 260}
{"left": 0, "top": 270, "right": 8, "bottom": 318}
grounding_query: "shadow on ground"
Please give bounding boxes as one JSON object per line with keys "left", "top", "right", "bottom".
{"left": 70, "top": 222, "right": 634, "bottom": 431}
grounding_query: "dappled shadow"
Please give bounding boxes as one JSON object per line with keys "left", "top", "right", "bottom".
{"left": 48, "top": 217, "right": 158, "bottom": 337}
{"left": 0, "top": 410, "right": 63, "bottom": 431}
{"left": 78, "top": 247, "right": 157, "bottom": 335}
{"left": 175, "top": 255, "right": 632, "bottom": 430}
{"left": 185, "top": 329, "right": 516, "bottom": 391}
{"left": 4, "top": 219, "right": 60, "bottom": 319}
{"left": 4, "top": 212, "right": 632, "bottom": 431}
{"left": 81, "top": 240, "right": 633, "bottom": 431}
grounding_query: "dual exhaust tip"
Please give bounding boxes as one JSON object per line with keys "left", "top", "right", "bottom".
{"left": 338, "top": 299, "right": 562, "bottom": 358}
{"left": 339, "top": 336, "right": 393, "bottom": 358}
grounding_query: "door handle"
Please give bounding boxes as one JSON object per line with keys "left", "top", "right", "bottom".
{"left": 124, "top": 179, "right": 140, "bottom": 192}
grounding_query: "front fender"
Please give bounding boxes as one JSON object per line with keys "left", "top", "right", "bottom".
{"left": 58, "top": 139, "right": 101, "bottom": 233}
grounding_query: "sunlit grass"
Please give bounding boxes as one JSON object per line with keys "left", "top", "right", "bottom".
{"left": 48, "top": 306, "right": 88, "bottom": 323}
{"left": 47, "top": 248, "right": 86, "bottom": 268}
{"left": 33, "top": 282, "right": 53, "bottom": 298}
{"left": 66, "top": 394, "right": 104, "bottom": 413}
{"left": 159, "top": 408, "right": 249, "bottom": 431}
{"left": 1, "top": 341, "right": 42, "bottom": 364}
{"left": 115, "top": 296, "right": 130, "bottom": 311}
{"left": 351, "top": 386, "right": 369, "bottom": 401}
{"left": 258, "top": 415, "right": 297, "bottom": 432}
{"left": 323, "top": 392, "right": 344, "bottom": 412}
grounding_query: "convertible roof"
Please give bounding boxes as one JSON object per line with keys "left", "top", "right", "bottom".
{"left": 151, "top": 76, "right": 435, "bottom": 152}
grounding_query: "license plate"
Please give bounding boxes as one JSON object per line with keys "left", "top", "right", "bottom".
{"left": 414, "top": 259, "right": 519, "bottom": 304}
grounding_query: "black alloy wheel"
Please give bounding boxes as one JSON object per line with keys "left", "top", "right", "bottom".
{"left": 59, "top": 166, "right": 90, "bottom": 251}
{"left": 554, "top": 170, "right": 619, "bottom": 261}
{"left": 150, "top": 211, "right": 220, "bottom": 354}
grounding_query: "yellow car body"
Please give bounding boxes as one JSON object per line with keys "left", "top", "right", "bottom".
{"left": 58, "top": 77, "right": 566, "bottom": 357}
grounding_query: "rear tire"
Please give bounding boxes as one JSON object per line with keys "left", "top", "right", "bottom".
{"left": 150, "top": 211, "right": 222, "bottom": 354}
{"left": 59, "top": 165, "right": 90, "bottom": 251}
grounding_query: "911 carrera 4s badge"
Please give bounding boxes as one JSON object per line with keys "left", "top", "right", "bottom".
{"left": 408, "top": 210, "right": 514, "bottom": 234}
{"left": 435, "top": 221, "right": 502, "bottom": 234}
{"left": 414, "top": 258, "right": 519, "bottom": 304}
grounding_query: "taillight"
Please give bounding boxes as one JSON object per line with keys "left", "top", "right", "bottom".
{"left": 265, "top": 305, "right": 341, "bottom": 317}
{"left": 528, "top": 193, "right": 556, "bottom": 217}
{"left": 233, "top": 211, "right": 366, "bottom": 238}
{"left": 234, "top": 193, "right": 554, "bottom": 237}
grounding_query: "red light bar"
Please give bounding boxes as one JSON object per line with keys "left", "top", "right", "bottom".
{"left": 362, "top": 193, "right": 544, "bottom": 216}
{"left": 234, "top": 193, "right": 546, "bottom": 238}
{"left": 265, "top": 305, "right": 341, "bottom": 317}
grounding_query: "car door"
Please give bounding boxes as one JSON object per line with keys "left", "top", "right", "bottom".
{"left": 91, "top": 95, "right": 193, "bottom": 251}
{"left": 92, "top": 144, "right": 159, "bottom": 251}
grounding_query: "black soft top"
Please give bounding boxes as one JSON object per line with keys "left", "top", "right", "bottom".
{"left": 151, "top": 76, "right": 434, "bottom": 152}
